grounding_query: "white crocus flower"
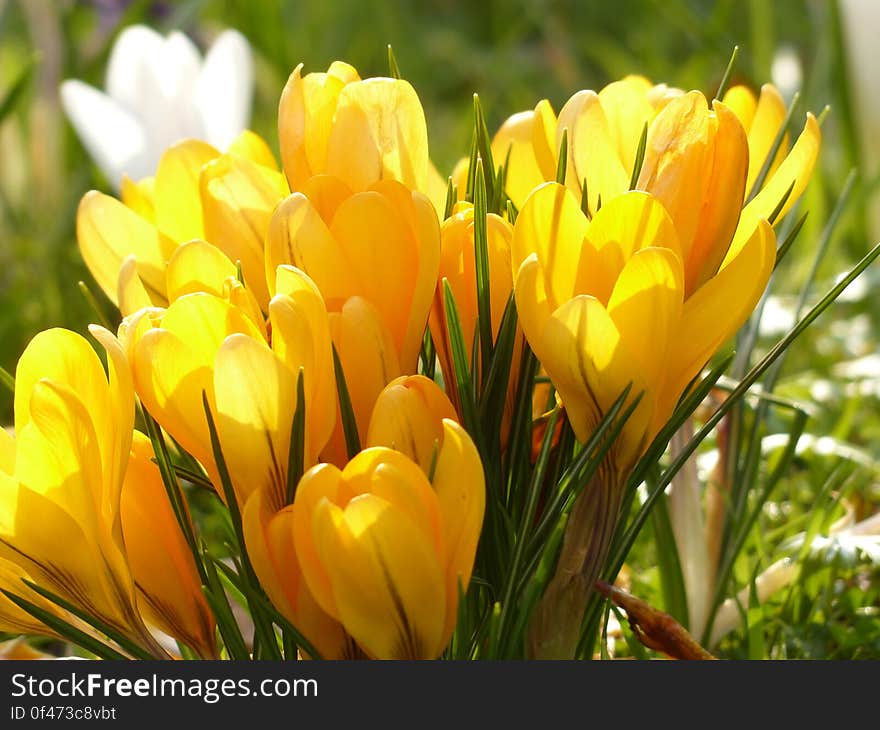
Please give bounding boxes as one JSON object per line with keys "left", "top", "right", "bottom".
{"left": 60, "top": 25, "right": 253, "bottom": 189}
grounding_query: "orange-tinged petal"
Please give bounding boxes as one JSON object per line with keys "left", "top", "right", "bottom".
{"left": 683, "top": 100, "right": 749, "bottom": 296}
{"left": 312, "top": 493, "right": 447, "bottom": 659}
{"left": 265, "top": 192, "right": 357, "bottom": 302}
{"left": 323, "top": 297, "right": 402, "bottom": 466}
{"left": 637, "top": 90, "right": 714, "bottom": 262}
{"left": 200, "top": 154, "right": 288, "bottom": 310}
{"left": 77, "top": 191, "right": 168, "bottom": 306}
{"left": 328, "top": 190, "right": 420, "bottom": 363}
{"left": 292, "top": 463, "right": 348, "bottom": 617}
{"left": 242, "top": 489, "right": 347, "bottom": 659}
{"left": 326, "top": 78, "right": 429, "bottom": 192}
{"left": 366, "top": 375, "right": 457, "bottom": 473}
{"left": 154, "top": 139, "right": 221, "bottom": 243}
{"left": 121, "top": 432, "right": 215, "bottom": 658}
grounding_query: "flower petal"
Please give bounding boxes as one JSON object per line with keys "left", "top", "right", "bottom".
{"left": 60, "top": 80, "right": 148, "bottom": 186}
{"left": 195, "top": 30, "right": 253, "bottom": 151}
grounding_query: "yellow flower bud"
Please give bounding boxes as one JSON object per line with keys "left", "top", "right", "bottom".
{"left": 293, "top": 425, "right": 484, "bottom": 659}
{"left": 366, "top": 375, "right": 457, "bottom": 473}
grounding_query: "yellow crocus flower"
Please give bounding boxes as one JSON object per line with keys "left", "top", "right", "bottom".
{"left": 123, "top": 266, "right": 335, "bottom": 509}
{"left": 278, "top": 62, "right": 429, "bottom": 195}
{"left": 512, "top": 184, "right": 775, "bottom": 657}
{"left": 292, "top": 424, "right": 484, "bottom": 659}
{"left": 266, "top": 175, "right": 440, "bottom": 464}
{"left": 511, "top": 183, "right": 775, "bottom": 476}
{"left": 427, "top": 201, "right": 523, "bottom": 440}
{"left": 77, "top": 130, "right": 286, "bottom": 315}
{"left": 120, "top": 432, "right": 216, "bottom": 659}
{"left": 0, "top": 327, "right": 163, "bottom": 655}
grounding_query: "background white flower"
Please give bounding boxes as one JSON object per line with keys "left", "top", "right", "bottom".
{"left": 60, "top": 24, "right": 253, "bottom": 188}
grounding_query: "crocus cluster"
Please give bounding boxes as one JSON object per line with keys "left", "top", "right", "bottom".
{"left": 0, "top": 26, "right": 820, "bottom": 661}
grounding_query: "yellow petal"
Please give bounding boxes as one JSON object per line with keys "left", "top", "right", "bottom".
{"left": 558, "top": 90, "right": 629, "bottom": 213}
{"left": 166, "top": 239, "right": 237, "bottom": 300}
{"left": 737, "top": 112, "right": 821, "bottom": 240}
{"left": 597, "top": 76, "right": 655, "bottom": 173}
{"left": 658, "top": 218, "right": 775, "bottom": 431}
{"left": 227, "top": 130, "right": 279, "bottom": 170}
{"left": 200, "top": 153, "right": 288, "bottom": 310}
{"left": 540, "top": 295, "right": 648, "bottom": 466}
{"left": 269, "top": 273, "right": 336, "bottom": 465}
{"left": 607, "top": 246, "right": 683, "bottom": 390}
{"left": 213, "top": 334, "right": 294, "bottom": 508}
{"left": 491, "top": 110, "right": 546, "bottom": 209}
{"left": 313, "top": 493, "right": 447, "bottom": 659}
{"left": 531, "top": 99, "right": 559, "bottom": 181}
{"left": 120, "top": 174, "right": 156, "bottom": 222}
{"left": 154, "top": 139, "right": 221, "bottom": 242}
{"left": 278, "top": 63, "right": 360, "bottom": 190}
{"left": 366, "top": 375, "right": 457, "bottom": 472}
{"left": 327, "top": 78, "right": 429, "bottom": 192}
{"left": 746, "top": 84, "right": 788, "bottom": 196}
{"left": 510, "top": 182, "right": 590, "bottom": 309}
{"left": 584, "top": 189, "right": 681, "bottom": 269}
{"left": 117, "top": 255, "right": 158, "bottom": 316}
{"left": 721, "top": 84, "right": 757, "bottom": 132}
{"left": 430, "top": 419, "right": 485, "bottom": 641}
{"left": 77, "top": 191, "right": 168, "bottom": 306}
